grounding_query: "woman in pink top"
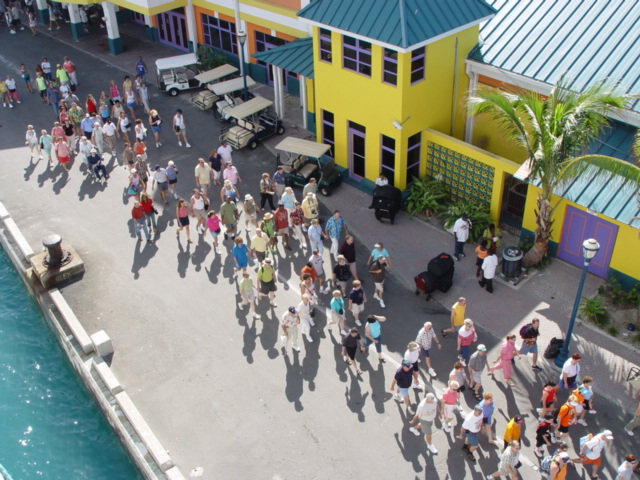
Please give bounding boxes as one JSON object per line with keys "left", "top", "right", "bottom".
{"left": 176, "top": 198, "right": 192, "bottom": 243}
{"left": 109, "top": 80, "right": 121, "bottom": 103}
{"left": 205, "top": 210, "right": 221, "bottom": 254}
{"left": 488, "top": 334, "right": 521, "bottom": 387}
{"left": 54, "top": 137, "right": 70, "bottom": 171}
{"left": 440, "top": 380, "right": 460, "bottom": 433}
{"left": 222, "top": 162, "right": 242, "bottom": 186}
{"left": 51, "top": 121, "right": 64, "bottom": 140}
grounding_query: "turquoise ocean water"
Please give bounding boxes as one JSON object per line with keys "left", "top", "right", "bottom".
{"left": 0, "top": 247, "right": 142, "bottom": 480}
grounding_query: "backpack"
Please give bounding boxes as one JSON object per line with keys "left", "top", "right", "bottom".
{"left": 519, "top": 323, "right": 532, "bottom": 338}
{"left": 540, "top": 454, "right": 555, "bottom": 473}
{"left": 579, "top": 433, "right": 593, "bottom": 455}
{"left": 544, "top": 337, "right": 564, "bottom": 359}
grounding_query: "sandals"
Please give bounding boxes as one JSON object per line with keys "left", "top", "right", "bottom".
{"left": 473, "top": 392, "right": 482, "bottom": 401}
{"left": 356, "top": 370, "right": 362, "bottom": 375}
{"left": 346, "top": 359, "right": 352, "bottom": 365}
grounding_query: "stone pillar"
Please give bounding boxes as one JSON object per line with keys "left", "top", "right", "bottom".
{"left": 102, "top": 1, "right": 123, "bottom": 55}
{"left": 273, "top": 66, "right": 284, "bottom": 120}
{"left": 144, "top": 14, "right": 158, "bottom": 42}
{"left": 36, "top": 0, "right": 49, "bottom": 25}
{"left": 185, "top": 0, "right": 197, "bottom": 53}
{"left": 67, "top": 4, "right": 85, "bottom": 41}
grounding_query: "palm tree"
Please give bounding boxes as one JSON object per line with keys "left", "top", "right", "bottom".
{"left": 468, "top": 76, "right": 640, "bottom": 267}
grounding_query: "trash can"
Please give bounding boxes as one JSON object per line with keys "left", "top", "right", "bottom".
{"left": 502, "top": 246, "right": 523, "bottom": 278}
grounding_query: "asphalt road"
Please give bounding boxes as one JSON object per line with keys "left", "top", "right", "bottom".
{"left": 0, "top": 30, "right": 634, "bottom": 480}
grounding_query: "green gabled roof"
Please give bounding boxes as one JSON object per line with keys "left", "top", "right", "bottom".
{"left": 252, "top": 38, "right": 314, "bottom": 79}
{"left": 297, "top": 0, "right": 496, "bottom": 50}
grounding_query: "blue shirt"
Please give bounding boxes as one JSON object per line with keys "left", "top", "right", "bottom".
{"left": 478, "top": 400, "right": 494, "bottom": 420}
{"left": 273, "top": 170, "right": 286, "bottom": 185}
{"left": 368, "top": 320, "right": 381, "bottom": 338}
{"left": 280, "top": 192, "right": 295, "bottom": 209}
{"left": 81, "top": 117, "right": 94, "bottom": 132}
{"left": 232, "top": 244, "right": 248, "bottom": 265}
{"left": 370, "top": 248, "right": 389, "bottom": 262}
{"left": 325, "top": 216, "right": 345, "bottom": 239}
{"left": 136, "top": 61, "right": 146, "bottom": 76}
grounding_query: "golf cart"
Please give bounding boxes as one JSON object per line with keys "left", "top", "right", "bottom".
{"left": 219, "top": 96, "right": 285, "bottom": 150}
{"left": 189, "top": 64, "right": 239, "bottom": 109}
{"left": 211, "top": 76, "right": 257, "bottom": 121}
{"left": 275, "top": 137, "right": 343, "bottom": 196}
{"left": 156, "top": 53, "right": 202, "bottom": 96}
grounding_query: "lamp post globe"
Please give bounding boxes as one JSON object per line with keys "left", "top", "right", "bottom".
{"left": 554, "top": 238, "right": 600, "bottom": 368}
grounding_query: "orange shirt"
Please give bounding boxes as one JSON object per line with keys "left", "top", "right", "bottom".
{"left": 475, "top": 245, "right": 489, "bottom": 259}
{"left": 557, "top": 403, "right": 575, "bottom": 427}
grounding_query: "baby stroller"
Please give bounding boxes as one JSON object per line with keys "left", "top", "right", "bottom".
{"left": 414, "top": 252, "right": 455, "bottom": 301}
{"left": 372, "top": 185, "right": 402, "bottom": 224}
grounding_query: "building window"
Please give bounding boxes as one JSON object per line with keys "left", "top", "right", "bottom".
{"left": 407, "top": 132, "right": 421, "bottom": 182}
{"left": 382, "top": 48, "right": 397, "bottom": 86}
{"left": 342, "top": 35, "right": 372, "bottom": 77}
{"left": 410, "top": 47, "right": 426, "bottom": 84}
{"left": 201, "top": 14, "right": 238, "bottom": 55}
{"left": 319, "top": 28, "right": 332, "bottom": 63}
{"left": 380, "top": 135, "right": 396, "bottom": 185}
{"left": 321, "top": 110, "right": 335, "bottom": 158}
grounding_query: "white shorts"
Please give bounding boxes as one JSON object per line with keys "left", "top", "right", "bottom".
{"left": 444, "top": 403, "right": 456, "bottom": 419}
{"left": 350, "top": 303, "right": 364, "bottom": 314}
{"left": 472, "top": 370, "right": 482, "bottom": 384}
{"left": 374, "top": 281, "right": 384, "bottom": 291}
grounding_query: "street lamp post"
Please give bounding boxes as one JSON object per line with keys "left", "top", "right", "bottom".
{"left": 554, "top": 238, "right": 600, "bottom": 368}
{"left": 238, "top": 31, "right": 248, "bottom": 100}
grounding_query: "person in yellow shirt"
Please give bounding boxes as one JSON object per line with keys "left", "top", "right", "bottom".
{"left": 503, "top": 415, "right": 524, "bottom": 449}
{"left": 442, "top": 297, "right": 466, "bottom": 337}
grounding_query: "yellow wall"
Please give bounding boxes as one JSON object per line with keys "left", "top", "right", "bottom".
{"left": 313, "top": 26, "right": 479, "bottom": 189}
{"left": 521, "top": 187, "right": 640, "bottom": 281}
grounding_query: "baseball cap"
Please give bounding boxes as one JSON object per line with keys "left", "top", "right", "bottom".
{"left": 245, "top": 194, "right": 253, "bottom": 201}
{"left": 131, "top": 169, "right": 137, "bottom": 173}
{"left": 558, "top": 452, "right": 570, "bottom": 463}
{"left": 477, "top": 344, "right": 487, "bottom": 352}
{"left": 85, "top": 113, "right": 90, "bottom": 118}
{"left": 602, "top": 430, "right": 613, "bottom": 440}
{"left": 401, "top": 360, "right": 412, "bottom": 368}
{"left": 374, "top": 243, "right": 381, "bottom": 248}
{"left": 89, "top": 148, "right": 97, "bottom": 153}
{"left": 168, "top": 160, "right": 175, "bottom": 166}
{"left": 264, "top": 258, "right": 272, "bottom": 264}
{"left": 154, "top": 165, "right": 160, "bottom": 170}
{"left": 288, "top": 306, "right": 296, "bottom": 314}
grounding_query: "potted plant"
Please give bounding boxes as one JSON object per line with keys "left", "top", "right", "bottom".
{"left": 405, "top": 176, "right": 448, "bottom": 217}
{"left": 443, "top": 200, "right": 492, "bottom": 242}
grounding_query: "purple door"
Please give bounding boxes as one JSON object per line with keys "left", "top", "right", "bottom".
{"left": 157, "top": 10, "right": 189, "bottom": 52}
{"left": 557, "top": 205, "right": 618, "bottom": 278}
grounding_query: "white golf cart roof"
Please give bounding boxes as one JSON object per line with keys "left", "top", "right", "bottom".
{"left": 225, "top": 96, "right": 273, "bottom": 120}
{"left": 275, "top": 137, "right": 331, "bottom": 158}
{"left": 195, "top": 64, "right": 238, "bottom": 84}
{"left": 208, "top": 76, "right": 256, "bottom": 95}
{"left": 155, "top": 53, "right": 199, "bottom": 72}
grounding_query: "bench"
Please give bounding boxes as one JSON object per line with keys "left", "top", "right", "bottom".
{"left": 298, "top": 161, "right": 317, "bottom": 179}
{"left": 191, "top": 91, "right": 217, "bottom": 110}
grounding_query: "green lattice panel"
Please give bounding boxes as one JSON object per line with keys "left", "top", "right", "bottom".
{"left": 425, "top": 141, "right": 494, "bottom": 204}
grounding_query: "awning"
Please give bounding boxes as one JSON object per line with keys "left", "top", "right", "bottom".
{"left": 194, "top": 64, "right": 238, "bottom": 84}
{"left": 275, "top": 137, "right": 330, "bottom": 158}
{"left": 225, "top": 96, "right": 273, "bottom": 120}
{"left": 252, "top": 38, "right": 314, "bottom": 79}
{"left": 208, "top": 76, "right": 256, "bottom": 95}
{"left": 155, "top": 53, "right": 198, "bottom": 72}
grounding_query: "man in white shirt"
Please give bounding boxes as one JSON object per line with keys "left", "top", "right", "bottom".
{"left": 217, "top": 140, "right": 233, "bottom": 164}
{"left": 460, "top": 405, "right": 484, "bottom": 461}
{"left": 172, "top": 109, "right": 191, "bottom": 148}
{"left": 101, "top": 118, "right": 117, "bottom": 156}
{"left": 479, "top": 248, "right": 498, "bottom": 293}
{"left": 152, "top": 165, "right": 169, "bottom": 206}
{"left": 452, "top": 213, "right": 471, "bottom": 261}
{"left": 409, "top": 392, "right": 439, "bottom": 453}
{"left": 577, "top": 430, "right": 613, "bottom": 478}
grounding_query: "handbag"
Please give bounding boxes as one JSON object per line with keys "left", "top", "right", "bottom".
{"left": 204, "top": 203, "right": 210, "bottom": 211}
{"left": 152, "top": 207, "right": 159, "bottom": 214}
{"left": 173, "top": 124, "right": 180, "bottom": 133}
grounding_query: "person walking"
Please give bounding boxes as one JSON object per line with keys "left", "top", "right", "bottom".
{"left": 616, "top": 454, "right": 637, "bottom": 480}
{"left": 250, "top": 228, "right": 268, "bottom": 265}
{"left": 220, "top": 196, "right": 239, "bottom": 241}
{"left": 117, "top": 111, "right": 132, "bottom": 145}
{"left": 102, "top": 118, "right": 117, "bottom": 156}
{"left": 574, "top": 430, "right": 614, "bottom": 479}
{"left": 131, "top": 201, "right": 152, "bottom": 243}
{"left": 62, "top": 57, "right": 78, "bottom": 87}
{"left": 330, "top": 290, "right": 347, "bottom": 335}
{"left": 135, "top": 56, "right": 148, "bottom": 82}
{"left": 409, "top": 393, "right": 439, "bottom": 454}
{"left": 364, "top": 314, "right": 386, "bottom": 363}
{"left": 25, "top": 125, "right": 42, "bottom": 159}
{"left": 518, "top": 318, "right": 542, "bottom": 371}
{"left": 348, "top": 280, "right": 366, "bottom": 327}
{"left": 39, "top": 129, "right": 53, "bottom": 166}
{"left": 194, "top": 158, "right": 212, "bottom": 199}
{"left": 151, "top": 165, "right": 169, "bottom": 207}
{"left": 148, "top": 109, "right": 162, "bottom": 147}
{"left": 308, "top": 249, "right": 328, "bottom": 294}
{"left": 369, "top": 255, "right": 388, "bottom": 308}
{"left": 554, "top": 395, "right": 578, "bottom": 440}
{"left": 539, "top": 381, "right": 559, "bottom": 420}
{"left": 341, "top": 327, "right": 365, "bottom": 376}
{"left": 468, "top": 344, "right": 489, "bottom": 400}
{"left": 289, "top": 201, "right": 306, "bottom": 249}
{"left": 53, "top": 137, "right": 70, "bottom": 171}
{"left": 205, "top": 210, "right": 222, "bottom": 255}
{"left": 301, "top": 192, "right": 319, "bottom": 229}
{"left": 404, "top": 342, "right": 424, "bottom": 391}
{"left": 533, "top": 413, "right": 555, "bottom": 457}
{"left": 332, "top": 255, "right": 352, "bottom": 297}
{"left": 441, "top": 297, "right": 466, "bottom": 337}
{"left": 324, "top": 210, "right": 348, "bottom": 261}
{"left": 502, "top": 416, "right": 524, "bottom": 450}
{"left": 208, "top": 148, "right": 222, "bottom": 186}
{"left": 390, "top": 361, "right": 416, "bottom": 415}
{"left": 166, "top": 161, "right": 179, "bottom": 200}
{"left": 459, "top": 405, "right": 484, "bottom": 462}
{"left": 415, "top": 321, "right": 441, "bottom": 377}
{"left": 222, "top": 161, "right": 242, "bottom": 188}
{"left": 486, "top": 441, "right": 521, "bottom": 480}
{"left": 189, "top": 188, "right": 209, "bottom": 235}
{"left": 297, "top": 293, "right": 314, "bottom": 343}
{"left": 260, "top": 213, "right": 277, "bottom": 254}
{"left": 256, "top": 259, "right": 277, "bottom": 308}
{"left": 280, "top": 306, "right": 300, "bottom": 354}
{"left": 478, "top": 392, "right": 500, "bottom": 446}
{"left": 624, "top": 400, "right": 640, "bottom": 436}
{"left": 307, "top": 218, "right": 325, "bottom": 255}
{"left": 449, "top": 362, "right": 469, "bottom": 405}
{"left": 176, "top": 198, "right": 192, "bottom": 243}
{"left": 172, "top": 109, "right": 191, "bottom": 147}
{"left": 440, "top": 380, "right": 460, "bottom": 433}
{"left": 452, "top": 213, "right": 471, "bottom": 261}
{"left": 456, "top": 318, "right": 477, "bottom": 366}
{"left": 559, "top": 353, "right": 581, "bottom": 390}
{"left": 220, "top": 180, "right": 239, "bottom": 203}
{"left": 217, "top": 140, "right": 233, "bottom": 165}
{"left": 232, "top": 237, "right": 250, "bottom": 274}
{"left": 273, "top": 165, "right": 286, "bottom": 200}
{"left": 243, "top": 194, "right": 260, "bottom": 232}
{"left": 5, "top": 75, "right": 21, "bottom": 106}
{"left": 238, "top": 271, "right": 260, "bottom": 320}
{"left": 259, "top": 172, "right": 276, "bottom": 210}
{"left": 19, "top": 64, "right": 34, "bottom": 93}
{"left": 488, "top": 334, "right": 520, "bottom": 387}
{"left": 479, "top": 248, "right": 498, "bottom": 293}
{"left": 273, "top": 203, "right": 291, "bottom": 251}
{"left": 139, "top": 193, "right": 157, "bottom": 233}
{"left": 475, "top": 240, "right": 489, "bottom": 277}
{"left": 338, "top": 234, "right": 359, "bottom": 281}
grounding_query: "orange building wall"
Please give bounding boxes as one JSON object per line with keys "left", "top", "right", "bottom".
{"left": 193, "top": 7, "right": 237, "bottom": 46}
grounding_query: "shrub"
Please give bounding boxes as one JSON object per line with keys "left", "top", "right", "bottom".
{"left": 197, "top": 45, "right": 227, "bottom": 72}
{"left": 405, "top": 176, "right": 449, "bottom": 217}
{"left": 606, "top": 325, "right": 619, "bottom": 337}
{"left": 597, "top": 277, "right": 640, "bottom": 308}
{"left": 444, "top": 200, "right": 492, "bottom": 243}
{"left": 579, "top": 295, "right": 609, "bottom": 328}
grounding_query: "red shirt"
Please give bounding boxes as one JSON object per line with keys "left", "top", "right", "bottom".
{"left": 274, "top": 208, "right": 288, "bottom": 230}
{"left": 300, "top": 265, "right": 316, "bottom": 282}
{"left": 140, "top": 198, "right": 153, "bottom": 214}
{"left": 131, "top": 205, "right": 145, "bottom": 220}
{"left": 290, "top": 208, "right": 304, "bottom": 226}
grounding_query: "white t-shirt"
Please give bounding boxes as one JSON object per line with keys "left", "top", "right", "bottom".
{"left": 5, "top": 78, "right": 16, "bottom": 90}
{"left": 482, "top": 254, "right": 499, "bottom": 279}
{"left": 309, "top": 255, "right": 324, "bottom": 275}
{"left": 217, "top": 144, "right": 233, "bottom": 163}
{"left": 453, "top": 217, "right": 471, "bottom": 242}
{"left": 416, "top": 399, "right": 437, "bottom": 422}
{"left": 173, "top": 114, "right": 185, "bottom": 129}
{"left": 404, "top": 348, "right": 419, "bottom": 364}
{"left": 561, "top": 359, "right": 580, "bottom": 380}
{"left": 297, "top": 300, "right": 311, "bottom": 320}
{"left": 617, "top": 461, "right": 634, "bottom": 480}
{"left": 102, "top": 123, "right": 116, "bottom": 136}
{"left": 153, "top": 169, "right": 168, "bottom": 183}
{"left": 461, "top": 411, "right": 483, "bottom": 433}
{"left": 583, "top": 435, "right": 605, "bottom": 460}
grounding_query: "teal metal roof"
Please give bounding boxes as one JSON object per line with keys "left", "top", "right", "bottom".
{"left": 297, "top": 0, "right": 496, "bottom": 50}
{"left": 470, "top": 0, "right": 640, "bottom": 114}
{"left": 252, "top": 38, "right": 314, "bottom": 79}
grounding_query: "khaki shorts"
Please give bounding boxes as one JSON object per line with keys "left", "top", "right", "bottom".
{"left": 193, "top": 208, "right": 206, "bottom": 221}
{"left": 350, "top": 303, "right": 364, "bottom": 314}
